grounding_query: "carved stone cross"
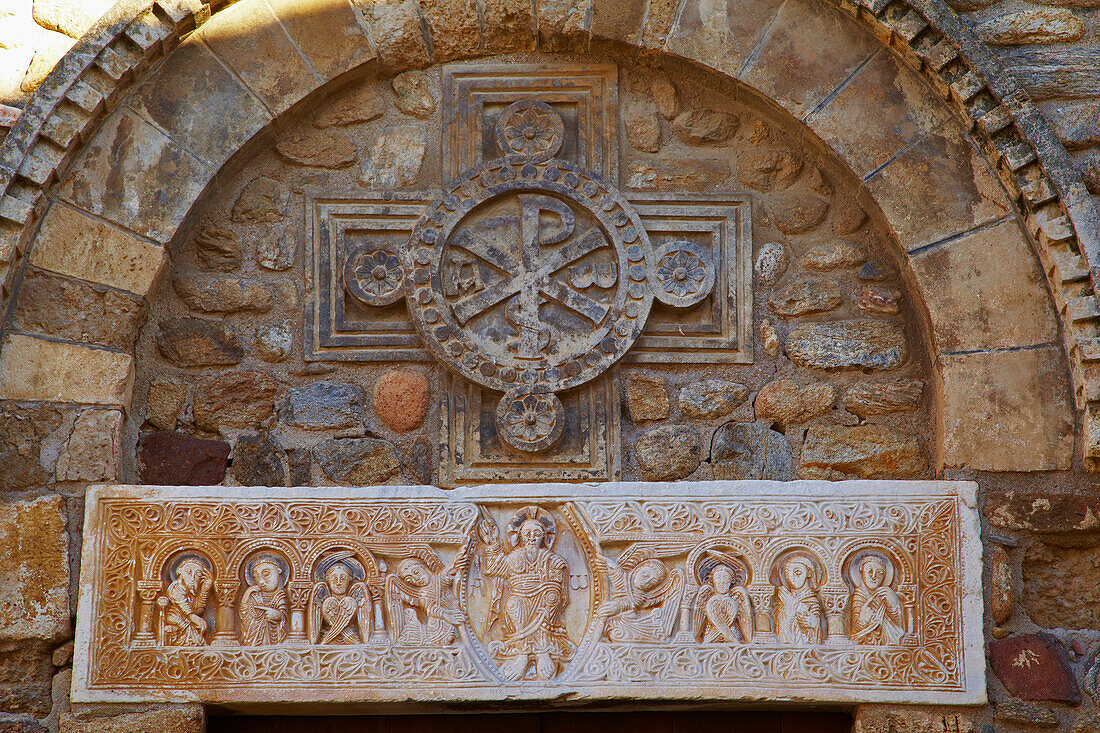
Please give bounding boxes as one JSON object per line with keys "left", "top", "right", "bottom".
{"left": 308, "top": 64, "right": 752, "bottom": 482}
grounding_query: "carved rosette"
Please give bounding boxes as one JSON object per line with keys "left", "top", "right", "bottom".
{"left": 494, "top": 100, "right": 565, "bottom": 162}
{"left": 496, "top": 390, "right": 565, "bottom": 451}
{"left": 344, "top": 247, "right": 405, "bottom": 306}
{"left": 652, "top": 240, "right": 716, "bottom": 308}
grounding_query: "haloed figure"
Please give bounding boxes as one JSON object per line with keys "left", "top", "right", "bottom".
{"left": 597, "top": 557, "right": 683, "bottom": 643}
{"left": 162, "top": 559, "right": 213, "bottom": 646}
{"left": 773, "top": 555, "right": 826, "bottom": 645}
{"left": 849, "top": 555, "right": 904, "bottom": 645}
{"left": 478, "top": 507, "right": 574, "bottom": 681}
{"left": 696, "top": 562, "right": 754, "bottom": 643}
{"left": 239, "top": 557, "right": 289, "bottom": 646}
{"left": 386, "top": 557, "right": 465, "bottom": 646}
{"left": 309, "top": 552, "right": 375, "bottom": 645}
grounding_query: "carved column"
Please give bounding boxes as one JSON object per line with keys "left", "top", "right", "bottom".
{"left": 211, "top": 580, "right": 239, "bottom": 647}
{"left": 133, "top": 581, "right": 161, "bottom": 647}
{"left": 286, "top": 581, "right": 312, "bottom": 645}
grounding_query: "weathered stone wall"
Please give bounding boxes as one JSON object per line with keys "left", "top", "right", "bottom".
{"left": 0, "top": 0, "right": 1096, "bottom": 731}
{"left": 944, "top": 0, "right": 1100, "bottom": 202}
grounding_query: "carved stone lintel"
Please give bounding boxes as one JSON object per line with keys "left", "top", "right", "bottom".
{"left": 75, "top": 482, "right": 984, "bottom": 707}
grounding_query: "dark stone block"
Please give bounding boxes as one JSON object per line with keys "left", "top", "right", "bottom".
{"left": 989, "top": 633, "right": 1081, "bottom": 705}
{"left": 138, "top": 431, "right": 231, "bottom": 485}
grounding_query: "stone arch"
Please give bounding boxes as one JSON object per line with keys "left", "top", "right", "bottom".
{"left": 0, "top": 0, "right": 1086, "bottom": 471}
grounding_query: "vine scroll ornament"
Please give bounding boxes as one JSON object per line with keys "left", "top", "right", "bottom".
{"left": 74, "top": 481, "right": 985, "bottom": 707}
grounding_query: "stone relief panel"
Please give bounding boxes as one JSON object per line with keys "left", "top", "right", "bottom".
{"left": 133, "top": 52, "right": 934, "bottom": 490}
{"left": 75, "top": 482, "right": 984, "bottom": 706}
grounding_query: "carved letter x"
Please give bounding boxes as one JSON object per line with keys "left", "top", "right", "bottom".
{"left": 450, "top": 194, "right": 611, "bottom": 358}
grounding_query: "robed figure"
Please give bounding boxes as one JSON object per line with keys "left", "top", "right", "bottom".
{"left": 848, "top": 554, "right": 905, "bottom": 645}
{"left": 476, "top": 506, "right": 574, "bottom": 681}
{"left": 239, "top": 556, "right": 289, "bottom": 645}
{"left": 773, "top": 554, "right": 826, "bottom": 645}
{"left": 160, "top": 558, "right": 213, "bottom": 647}
{"left": 595, "top": 552, "right": 683, "bottom": 643}
{"left": 386, "top": 556, "right": 465, "bottom": 646}
{"left": 692, "top": 550, "right": 754, "bottom": 643}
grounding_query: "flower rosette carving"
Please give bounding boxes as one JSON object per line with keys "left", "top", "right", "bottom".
{"left": 495, "top": 100, "right": 565, "bottom": 162}
{"left": 344, "top": 247, "right": 405, "bottom": 306}
{"left": 651, "top": 240, "right": 715, "bottom": 308}
{"left": 496, "top": 389, "right": 565, "bottom": 451}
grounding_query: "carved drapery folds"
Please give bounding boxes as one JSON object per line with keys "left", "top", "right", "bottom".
{"left": 74, "top": 482, "right": 983, "bottom": 705}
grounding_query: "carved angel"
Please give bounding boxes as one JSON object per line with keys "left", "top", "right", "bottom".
{"left": 691, "top": 550, "right": 753, "bottom": 644}
{"left": 773, "top": 554, "right": 826, "bottom": 645}
{"left": 593, "top": 548, "right": 684, "bottom": 644}
{"left": 239, "top": 556, "right": 289, "bottom": 646}
{"left": 385, "top": 556, "right": 465, "bottom": 646}
{"left": 308, "top": 551, "right": 378, "bottom": 645}
{"left": 848, "top": 554, "right": 905, "bottom": 645}
{"left": 160, "top": 558, "right": 212, "bottom": 647}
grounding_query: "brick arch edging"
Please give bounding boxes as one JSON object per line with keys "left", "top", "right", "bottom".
{"left": 0, "top": 0, "right": 1088, "bottom": 469}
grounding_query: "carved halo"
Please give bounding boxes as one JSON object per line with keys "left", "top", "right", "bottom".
{"left": 842, "top": 547, "right": 899, "bottom": 590}
{"left": 505, "top": 506, "right": 558, "bottom": 550}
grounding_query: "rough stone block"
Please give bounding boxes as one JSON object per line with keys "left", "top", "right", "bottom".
{"left": 372, "top": 369, "right": 430, "bottom": 433}
{"left": 986, "top": 490, "right": 1100, "bottom": 533}
{"left": 865, "top": 123, "right": 1010, "bottom": 252}
{"left": 57, "top": 111, "right": 212, "bottom": 244}
{"left": 800, "top": 425, "right": 926, "bottom": 479}
{"left": 0, "top": 403, "right": 66, "bottom": 491}
{"left": 989, "top": 633, "right": 1080, "bottom": 705}
{"left": 941, "top": 346, "right": 1073, "bottom": 471}
{"left": 416, "top": 0, "right": 480, "bottom": 62}
{"left": 535, "top": 0, "right": 589, "bottom": 49}
{"left": 806, "top": 51, "right": 951, "bottom": 179}
{"left": 356, "top": 0, "right": 430, "bottom": 71}
{"left": 59, "top": 705, "right": 204, "bottom": 733}
{"left": 1023, "top": 541, "right": 1100, "bottom": 630}
{"left": 665, "top": 0, "right": 784, "bottom": 79}
{"left": 55, "top": 409, "right": 122, "bottom": 483}
{"left": 138, "top": 431, "right": 231, "bottom": 485}
{"left": 910, "top": 218, "right": 1057, "bottom": 352}
{"left": 29, "top": 203, "right": 167, "bottom": 296}
{"left": 281, "top": 382, "right": 363, "bottom": 430}
{"left": 198, "top": 0, "right": 321, "bottom": 114}
{"left": 0, "top": 495, "right": 69, "bottom": 643}
{"left": 128, "top": 36, "right": 272, "bottom": 167}
{"left": 481, "top": 0, "right": 536, "bottom": 53}
{"left": 266, "top": 0, "right": 376, "bottom": 82}
{"left": 0, "top": 334, "right": 134, "bottom": 408}
{"left": 13, "top": 270, "right": 147, "bottom": 350}
{"left": 739, "top": 0, "right": 876, "bottom": 119}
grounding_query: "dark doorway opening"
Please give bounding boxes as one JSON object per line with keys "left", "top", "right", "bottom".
{"left": 209, "top": 711, "right": 852, "bottom": 733}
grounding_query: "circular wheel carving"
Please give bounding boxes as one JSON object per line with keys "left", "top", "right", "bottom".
{"left": 344, "top": 247, "right": 406, "bottom": 306}
{"left": 403, "top": 158, "right": 655, "bottom": 396}
{"left": 496, "top": 390, "right": 564, "bottom": 452}
{"left": 495, "top": 100, "right": 565, "bottom": 162}
{"left": 651, "top": 240, "right": 715, "bottom": 308}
